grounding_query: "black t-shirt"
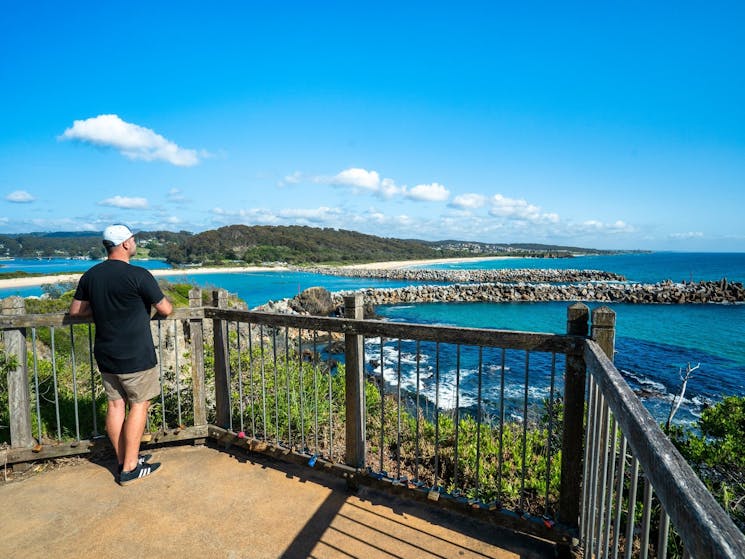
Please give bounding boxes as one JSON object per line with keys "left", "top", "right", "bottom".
{"left": 73, "top": 260, "right": 165, "bottom": 374}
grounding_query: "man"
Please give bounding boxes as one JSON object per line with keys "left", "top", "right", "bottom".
{"left": 69, "top": 224, "right": 173, "bottom": 485}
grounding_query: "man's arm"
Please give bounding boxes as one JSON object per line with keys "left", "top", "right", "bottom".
{"left": 152, "top": 297, "right": 173, "bottom": 318}
{"left": 68, "top": 298, "right": 92, "bottom": 318}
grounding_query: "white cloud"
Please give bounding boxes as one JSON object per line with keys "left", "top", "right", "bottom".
{"left": 167, "top": 188, "right": 190, "bottom": 204}
{"left": 211, "top": 207, "right": 282, "bottom": 225}
{"left": 60, "top": 114, "right": 200, "bottom": 166}
{"left": 669, "top": 231, "right": 704, "bottom": 240}
{"left": 379, "top": 178, "right": 403, "bottom": 198}
{"left": 488, "top": 194, "right": 558, "bottom": 223}
{"left": 405, "top": 182, "right": 450, "bottom": 202}
{"left": 5, "top": 190, "right": 35, "bottom": 203}
{"left": 576, "top": 219, "right": 635, "bottom": 234}
{"left": 330, "top": 168, "right": 380, "bottom": 190}
{"left": 279, "top": 171, "right": 304, "bottom": 186}
{"left": 325, "top": 168, "right": 449, "bottom": 202}
{"left": 278, "top": 206, "right": 341, "bottom": 222}
{"left": 450, "top": 193, "right": 486, "bottom": 210}
{"left": 98, "top": 195, "right": 149, "bottom": 209}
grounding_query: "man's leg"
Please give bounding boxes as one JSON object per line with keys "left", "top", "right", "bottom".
{"left": 121, "top": 400, "right": 150, "bottom": 473}
{"left": 106, "top": 398, "right": 126, "bottom": 465}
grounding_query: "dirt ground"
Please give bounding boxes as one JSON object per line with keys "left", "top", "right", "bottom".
{"left": 0, "top": 443, "right": 558, "bottom": 559}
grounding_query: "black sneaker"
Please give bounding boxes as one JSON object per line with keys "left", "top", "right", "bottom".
{"left": 119, "top": 461, "right": 161, "bottom": 485}
{"left": 117, "top": 454, "right": 153, "bottom": 474}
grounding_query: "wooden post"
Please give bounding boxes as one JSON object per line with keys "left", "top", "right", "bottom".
{"left": 591, "top": 306, "right": 616, "bottom": 361}
{"left": 189, "top": 289, "right": 207, "bottom": 427}
{"left": 212, "top": 289, "right": 231, "bottom": 428}
{"left": 343, "top": 294, "right": 366, "bottom": 468}
{"left": 2, "top": 297, "right": 34, "bottom": 448}
{"left": 559, "top": 302, "right": 589, "bottom": 529}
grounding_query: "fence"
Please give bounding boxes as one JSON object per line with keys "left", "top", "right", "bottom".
{"left": 1, "top": 290, "right": 744, "bottom": 558}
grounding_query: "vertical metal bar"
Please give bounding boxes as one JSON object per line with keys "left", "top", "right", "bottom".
{"left": 69, "top": 325, "right": 81, "bottom": 441}
{"left": 50, "top": 327, "right": 62, "bottom": 440}
{"left": 326, "top": 330, "right": 333, "bottom": 460}
{"left": 593, "top": 399, "right": 610, "bottom": 559}
{"left": 260, "top": 325, "right": 268, "bottom": 441}
{"left": 433, "top": 342, "right": 441, "bottom": 490}
{"left": 313, "top": 331, "right": 319, "bottom": 454}
{"left": 236, "top": 322, "right": 244, "bottom": 434}
{"left": 396, "top": 338, "right": 402, "bottom": 480}
{"left": 285, "top": 327, "right": 292, "bottom": 449}
{"left": 497, "top": 348, "right": 506, "bottom": 502}
{"left": 415, "top": 340, "right": 421, "bottom": 482}
{"left": 88, "top": 325, "right": 98, "bottom": 436}
{"left": 157, "top": 321, "right": 167, "bottom": 431}
{"left": 378, "top": 336, "right": 384, "bottom": 472}
{"left": 602, "top": 416, "right": 618, "bottom": 559}
{"left": 174, "top": 322, "right": 182, "bottom": 427}
{"left": 581, "top": 374, "right": 597, "bottom": 543}
{"left": 624, "top": 458, "right": 640, "bottom": 559}
{"left": 520, "top": 350, "right": 530, "bottom": 512}
{"left": 272, "top": 328, "right": 279, "bottom": 446}
{"left": 545, "top": 352, "right": 557, "bottom": 514}
{"left": 453, "top": 344, "right": 461, "bottom": 491}
{"left": 475, "top": 346, "right": 484, "bottom": 500}
{"left": 31, "top": 328, "right": 42, "bottom": 442}
{"left": 585, "top": 382, "right": 602, "bottom": 552}
{"left": 657, "top": 509, "right": 670, "bottom": 559}
{"left": 298, "top": 328, "right": 305, "bottom": 452}
{"left": 248, "top": 323, "right": 256, "bottom": 439}
{"left": 640, "top": 478, "right": 653, "bottom": 559}
{"left": 612, "top": 436, "right": 628, "bottom": 559}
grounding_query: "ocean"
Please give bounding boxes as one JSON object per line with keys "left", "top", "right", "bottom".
{"left": 2, "top": 252, "right": 743, "bottom": 425}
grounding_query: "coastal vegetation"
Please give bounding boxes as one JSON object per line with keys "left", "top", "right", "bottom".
{"left": 0, "top": 226, "right": 623, "bottom": 266}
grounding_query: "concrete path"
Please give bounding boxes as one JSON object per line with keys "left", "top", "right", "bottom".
{"left": 1, "top": 445, "right": 556, "bottom": 559}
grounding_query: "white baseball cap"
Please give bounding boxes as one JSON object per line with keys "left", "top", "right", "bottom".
{"left": 102, "top": 224, "right": 134, "bottom": 246}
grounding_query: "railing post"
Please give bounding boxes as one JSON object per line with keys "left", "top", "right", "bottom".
{"left": 212, "top": 289, "right": 231, "bottom": 428}
{"left": 189, "top": 289, "right": 207, "bottom": 427}
{"left": 591, "top": 306, "right": 616, "bottom": 361}
{"left": 559, "top": 302, "right": 589, "bottom": 529}
{"left": 343, "top": 294, "right": 366, "bottom": 469}
{"left": 2, "top": 296, "right": 34, "bottom": 448}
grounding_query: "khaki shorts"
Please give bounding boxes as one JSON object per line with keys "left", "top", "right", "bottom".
{"left": 102, "top": 366, "right": 161, "bottom": 404}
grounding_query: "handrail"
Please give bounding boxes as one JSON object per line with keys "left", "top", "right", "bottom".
{"left": 204, "top": 307, "right": 583, "bottom": 354}
{"left": 585, "top": 341, "right": 745, "bottom": 557}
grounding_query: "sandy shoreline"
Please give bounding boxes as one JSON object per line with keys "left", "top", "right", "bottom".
{"left": 0, "top": 256, "right": 508, "bottom": 290}
{"left": 338, "top": 256, "right": 510, "bottom": 270}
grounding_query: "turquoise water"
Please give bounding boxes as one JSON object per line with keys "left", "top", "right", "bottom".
{"left": 419, "top": 252, "right": 745, "bottom": 284}
{"left": 1, "top": 253, "right": 743, "bottom": 424}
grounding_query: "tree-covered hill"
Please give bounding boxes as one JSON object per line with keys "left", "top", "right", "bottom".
{"left": 0, "top": 226, "right": 620, "bottom": 266}
{"left": 146, "top": 225, "right": 470, "bottom": 265}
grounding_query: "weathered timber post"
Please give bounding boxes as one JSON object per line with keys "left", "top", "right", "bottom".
{"left": 2, "top": 297, "right": 34, "bottom": 448}
{"left": 212, "top": 289, "right": 231, "bottom": 429}
{"left": 559, "top": 302, "right": 589, "bottom": 529}
{"left": 591, "top": 306, "right": 616, "bottom": 361}
{"left": 189, "top": 289, "right": 207, "bottom": 427}
{"left": 343, "top": 294, "right": 366, "bottom": 468}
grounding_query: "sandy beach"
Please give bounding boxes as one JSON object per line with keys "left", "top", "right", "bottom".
{"left": 338, "top": 256, "right": 510, "bottom": 270}
{"left": 0, "top": 265, "right": 288, "bottom": 290}
{"left": 0, "top": 256, "right": 509, "bottom": 290}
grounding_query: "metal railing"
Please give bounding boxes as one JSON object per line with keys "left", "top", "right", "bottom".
{"left": 2, "top": 290, "right": 744, "bottom": 557}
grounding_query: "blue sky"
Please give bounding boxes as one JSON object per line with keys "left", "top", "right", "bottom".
{"left": 1, "top": 2, "right": 744, "bottom": 251}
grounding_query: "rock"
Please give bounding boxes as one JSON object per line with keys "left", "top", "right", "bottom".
{"left": 290, "top": 286, "right": 335, "bottom": 315}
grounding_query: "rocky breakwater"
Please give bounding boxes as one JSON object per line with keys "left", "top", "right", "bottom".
{"left": 303, "top": 266, "right": 626, "bottom": 283}
{"left": 334, "top": 278, "right": 745, "bottom": 307}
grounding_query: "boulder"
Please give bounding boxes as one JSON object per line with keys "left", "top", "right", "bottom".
{"left": 290, "top": 286, "right": 336, "bottom": 316}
